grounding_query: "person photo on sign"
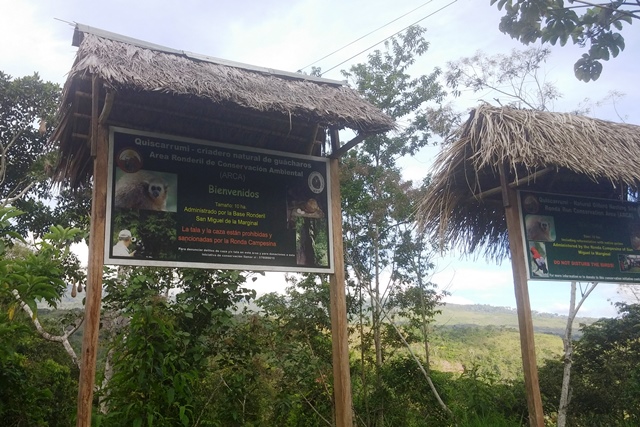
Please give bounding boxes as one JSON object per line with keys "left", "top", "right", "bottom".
{"left": 112, "top": 229, "right": 136, "bottom": 257}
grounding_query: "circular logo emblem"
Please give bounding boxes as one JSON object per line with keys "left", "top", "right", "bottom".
{"left": 116, "top": 148, "right": 143, "bottom": 173}
{"left": 308, "top": 171, "right": 325, "bottom": 194}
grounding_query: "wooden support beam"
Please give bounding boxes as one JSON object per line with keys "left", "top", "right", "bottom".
{"left": 500, "top": 164, "right": 545, "bottom": 427}
{"left": 75, "top": 91, "right": 92, "bottom": 99}
{"left": 112, "top": 98, "right": 310, "bottom": 145}
{"left": 90, "top": 76, "right": 100, "bottom": 157}
{"left": 328, "top": 129, "right": 353, "bottom": 427}
{"left": 99, "top": 91, "right": 115, "bottom": 125}
{"left": 305, "top": 123, "right": 320, "bottom": 155}
{"left": 72, "top": 133, "right": 90, "bottom": 141}
{"left": 76, "top": 93, "right": 108, "bottom": 427}
{"left": 469, "top": 167, "right": 554, "bottom": 203}
{"left": 331, "top": 132, "right": 367, "bottom": 158}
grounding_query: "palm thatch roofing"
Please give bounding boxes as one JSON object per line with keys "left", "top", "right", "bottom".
{"left": 418, "top": 104, "right": 640, "bottom": 260}
{"left": 52, "top": 24, "right": 394, "bottom": 187}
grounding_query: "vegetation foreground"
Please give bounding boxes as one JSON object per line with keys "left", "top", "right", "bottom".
{"left": 3, "top": 265, "right": 639, "bottom": 426}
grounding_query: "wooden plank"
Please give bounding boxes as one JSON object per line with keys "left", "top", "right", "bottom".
{"left": 76, "top": 126, "right": 108, "bottom": 426}
{"left": 469, "top": 167, "right": 554, "bottom": 203}
{"left": 329, "top": 129, "right": 353, "bottom": 427}
{"left": 90, "top": 76, "right": 99, "bottom": 157}
{"left": 305, "top": 123, "right": 319, "bottom": 155}
{"left": 501, "top": 166, "right": 545, "bottom": 427}
{"left": 98, "top": 91, "right": 115, "bottom": 125}
{"left": 331, "top": 133, "right": 367, "bottom": 159}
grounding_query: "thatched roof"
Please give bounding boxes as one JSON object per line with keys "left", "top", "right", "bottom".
{"left": 52, "top": 24, "right": 394, "bottom": 186}
{"left": 418, "top": 104, "right": 640, "bottom": 260}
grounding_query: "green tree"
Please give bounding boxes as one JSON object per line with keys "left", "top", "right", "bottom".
{"left": 445, "top": 47, "right": 562, "bottom": 110}
{"left": 0, "top": 72, "right": 58, "bottom": 205}
{"left": 538, "top": 303, "right": 640, "bottom": 425}
{"left": 0, "top": 71, "right": 91, "bottom": 237}
{"left": 0, "top": 71, "right": 90, "bottom": 423}
{"left": 0, "top": 209, "right": 85, "bottom": 425}
{"left": 491, "top": 0, "right": 637, "bottom": 82}
{"left": 570, "top": 303, "right": 640, "bottom": 424}
{"left": 99, "top": 267, "right": 254, "bottom": 425}
{"left": 245, "top": 275, "right": 337, "bottom": 426}
{"left": 340, "top": 25, "right": 452, "bottom": 425}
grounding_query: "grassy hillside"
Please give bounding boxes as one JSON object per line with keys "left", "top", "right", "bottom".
{"left": 42, "top": 296, "right": 595, "bottom": 382}
{"left": 434, "top": 303, "right": 597, "bottom": 335}
{"left": 423, "top": 325, "right": 563, "bottom": 380}
{"left": 407, "top": 303, "right": 601, "bottom": 380}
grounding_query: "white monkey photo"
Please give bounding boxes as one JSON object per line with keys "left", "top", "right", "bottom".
{"left": 114, "top": 170, "right": 175, "bottom": 211}
{"left": 525, "top": 215, "right": 555, "bottom": 242}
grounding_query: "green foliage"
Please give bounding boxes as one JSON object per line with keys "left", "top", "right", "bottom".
{"left": 0, "top": 302, "right": 78, "bottom": 426}
{"left": 190, "top": 277, "right": 335, "bottom": 426}
{"left": 102, "top": 291, "right": 195, "bottom": 427}
{"left": 340, "top": 26, "right": 446, "bottom": 298}
{"left": 0, "top": 71, "right": 92, "bottom": 237}
{"left": 0, "top": 71, "right": 59, "bottom": 202}
{"left": 0, "top": 206, "right": 24, "bottom": 259}
{"left": 0, "top": 207, "right": 85, "bottom": 328}
{"left": 0, "top": 350, "right": 77, "bottom": 426}
{"left": 427, "top": 325, "right": 563, "bottom": 381}
{"left": 537, "top": 303, "right": 640, "bottom": 425}
{"left": 338, "top": 26, "right": 455, "bottom": 424}
{"left": 571, "top": 303, "right": 640, "bottom": 424}
{"left": 195, "top": 314, "right": 329, "bottom": 426}
{"left": 491, "top": 0, "right": 635, "bottom": 81}
{"left": 2, "top": 224, "right": 85, "bottom": 314}
{"left": 448, "top": 363, "right": 527, "bottom": 422}
{"left": 101, "top": 267, "right": 255, "bottom": 425}
{"left": 0, "top": 215, "right": 84, "bottom": 425}
{"left": 445, "top": 47, "right": 561, "bottom": 110}
{"left": 254, "top": 276, "right": 336, "bottom": 424}
{"left": 350, "top": 354, "right": 527, "bottom": 427}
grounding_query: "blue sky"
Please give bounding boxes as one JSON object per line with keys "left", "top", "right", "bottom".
{"left": 2, "top": 0, "right": 638, "bottom": 317}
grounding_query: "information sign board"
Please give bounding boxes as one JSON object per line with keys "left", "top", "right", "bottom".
{"left": 519, "top": 191, "right": 640, "bottom": 283}
{"left": 105, "top": 128, "right": 333, "bottom": 273}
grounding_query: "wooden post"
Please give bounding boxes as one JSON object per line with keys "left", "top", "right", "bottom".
{"left": 329, "top": 129, "right": 353, "bottom": 427}
{"left": 501, "top": 167, "right": 545, "bottom": 427}
{"left": 76, "top": 77, "right": 108, "bottom": 427}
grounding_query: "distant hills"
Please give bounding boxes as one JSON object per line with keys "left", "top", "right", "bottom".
{"left": 49, "top": 285, "right": 598, "bottom": 336}
{"left": 434, "top": 303, "right": 597, "bottom": 336}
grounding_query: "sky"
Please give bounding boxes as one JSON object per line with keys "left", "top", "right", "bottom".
{"left": 2, "top": 0, "right": 639, "bottom": 317}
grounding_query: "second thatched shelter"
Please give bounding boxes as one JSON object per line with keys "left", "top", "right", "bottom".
{"left": 418, "top": 104, "right": 640, "bottom": 260}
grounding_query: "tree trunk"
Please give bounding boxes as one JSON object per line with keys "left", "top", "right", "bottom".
{"left": 12, "top": 290, "right": 82, "bottom": 367}
{"left": 99, "top": 348, "right": 114, "bottom": 414}
{"left": 557, "top": 282, "right": 576, "bottom": 427}
{"left": 557, "top": 281, "right": 597, "bottom": 427}
{"left": 384, "top": 298, "right": 452, "bottom": 419}
{"left": 420, "top": 286, "right": 431, "bottom": 372}
{"left": 358, "top": 282, "right": 370, "bottom": 426}
{"left": 373, "top": 226, "right": 384, "bottom": 427}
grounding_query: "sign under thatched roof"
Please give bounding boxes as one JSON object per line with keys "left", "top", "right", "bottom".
{"left": 52, "top": 24, "right": 394, "bottom": 186}
{"left": 418, "top": 104, "right": 640, "bottom": 260}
